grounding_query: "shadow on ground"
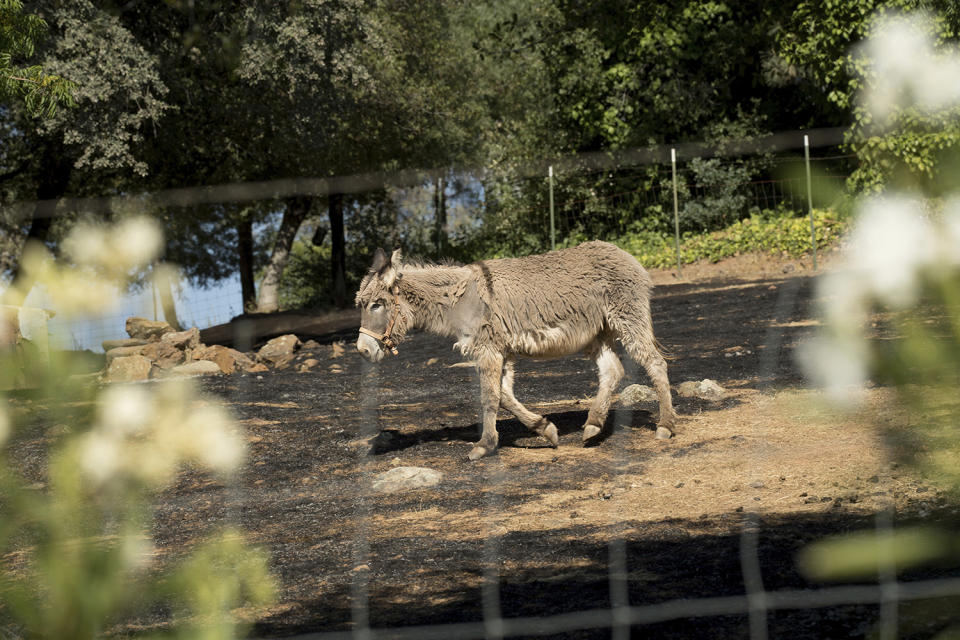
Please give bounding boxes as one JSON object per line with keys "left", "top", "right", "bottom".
{"left": 254, "top": 508, "right": 960, "bottom": 639}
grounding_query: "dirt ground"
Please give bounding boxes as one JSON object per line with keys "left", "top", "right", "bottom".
{"left": 12, "top": 248, "right": 960, "bottom": 639}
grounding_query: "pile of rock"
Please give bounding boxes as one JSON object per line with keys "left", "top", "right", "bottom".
{"left": 102, "top": 317, "right": 327, "bottom": 383}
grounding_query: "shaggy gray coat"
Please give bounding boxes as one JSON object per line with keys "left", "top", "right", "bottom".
{"left": 356, "top": 240, "right": 676, "bottom": 460}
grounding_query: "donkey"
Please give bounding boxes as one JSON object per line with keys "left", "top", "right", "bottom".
{"left": 355, "top": 241, "right": 677, "bottom": 460}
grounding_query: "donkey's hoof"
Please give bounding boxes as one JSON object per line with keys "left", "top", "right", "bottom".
{"left": 542, "top": 422, "right": 559, "bottom": 447}
{"left": 468, "top": 445, "right": 493, "bottom": 460}
{"left": 655, "top": 426, "right": 674, "bottom": 440}
{"left": 582, "top": 424, "right": 602, "bottom": 443}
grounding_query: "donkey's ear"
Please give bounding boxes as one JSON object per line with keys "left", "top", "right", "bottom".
{"left": 381, "top": 248, "right": 403, "bottom": 288}
{"left": 370, "top": 247, "right": 388, "bottom": 274}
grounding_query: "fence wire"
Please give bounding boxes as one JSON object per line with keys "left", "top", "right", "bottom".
{"left": 7, "top": 129, "right": 960, "bottom": 639}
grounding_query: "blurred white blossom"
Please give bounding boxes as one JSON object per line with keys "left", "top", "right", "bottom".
{"left": 846, "top": 195, "right": 934, "bottom": 309}
{"left": 861, "top": 13, "right": 960, "bottom": 122}
{"left": 80, "top": 379, "right": 245, "bottom": 489}
{"left": 3, "top": 243, "right": 120, "bottom": 316}
{"left": 62, "top": 215, "right": 163, "bottom": 276}
{"left": 800, "top": 195, "right": 959, "bottom": 406}
{"left": 98, "top": 385, "right": 151, "bottom": 437}
{"left": 113, "top": 217, "right": 164, "bottom": 271}
{"left": 797, "top": 334, "right": 870, "bottom": 408}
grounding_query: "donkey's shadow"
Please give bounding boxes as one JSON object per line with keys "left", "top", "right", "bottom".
{"left": 369, "top": 409, "right": 658, "bottom": 456}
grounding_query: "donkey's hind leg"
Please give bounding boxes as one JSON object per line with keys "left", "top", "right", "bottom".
{"left": 610, "top": 306, "right": 677, "bottom": 440}
{"left": 582, "top": 337, "right": 624, "bottom": 443}
{"left": 499, "top": 357, "right": 558, "bottom": 447}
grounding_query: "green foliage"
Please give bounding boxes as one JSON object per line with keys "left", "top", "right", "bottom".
{"left": 792, "top": 16, "right": 960, "bottom": 631}
{"left": 594, "top": 208, "right": 847, "bottom": 269}
{"left": 0, "top": 0, "right": 75, "bottom": 116}
{"left": 774, "top": 0, "right": 960, "bottom": 190}
{"left": 0, "top": 221, "right": 276, "bottom": 639}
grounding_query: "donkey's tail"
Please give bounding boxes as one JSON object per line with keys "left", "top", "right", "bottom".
{"left": 655, "top": 338, "right": 677, "bottom": 361}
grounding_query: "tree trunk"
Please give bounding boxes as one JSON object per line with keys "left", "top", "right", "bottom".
{"left": 8, "top": 142, "right": 71, "bottom": 304}
{"left": 237, "top": 211, "right": 256, "bottom": 313}
{"left": 154, "top": 263, "right": 183, "bottom": 331}
{"left": 329, "top": 193, "right": 347, "bottom": 307}
{"left": 433, "top": 175, "right": 447, "bottom": 259}
{"left": 257, "top": 196, "right": 312, "bottom": 313}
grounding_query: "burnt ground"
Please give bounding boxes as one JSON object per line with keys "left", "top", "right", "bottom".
{"left": 11, "top": 251, "right": 960, "bottom": 638}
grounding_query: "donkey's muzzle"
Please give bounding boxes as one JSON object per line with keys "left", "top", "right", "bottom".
{"left": 356, "top": 333, "right": 385, "bottom": 363}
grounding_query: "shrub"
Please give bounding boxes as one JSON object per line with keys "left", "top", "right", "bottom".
{"left": 612, "top": 208, "right": 847, "bottom": 268}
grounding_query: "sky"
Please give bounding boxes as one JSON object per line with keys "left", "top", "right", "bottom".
{"left": 25, "top": 275, "right": 244, "bottom": 353}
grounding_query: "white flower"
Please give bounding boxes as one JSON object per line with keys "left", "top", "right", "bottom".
{"left": 63, "top": 216, "right": 163, "bottom": 275}
{"left": 861, "top": 14, "right": 960, "bottom": 121}
{"left": 112, "top": 216, "right": 163, "bottom": 270}
{"left": 62, "top": 224, "right": 110, "bottom": 268}
{"left": 79, "top": 430, "right": 123, "bottom": 487}
{"left": 188, "top": 405, "right": 246, "bottom": 474}
{"left": 797, "top": 334, "right": 871, "bottom": 408}
{"left": 98, "top": 385, "right": 151, "bottom": 436}
{"left": 846, "top": 196, "right": 934, "bottom": 308}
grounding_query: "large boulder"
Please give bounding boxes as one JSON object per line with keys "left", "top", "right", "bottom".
{"left": 105, "top": 355, "right": 153, "bottom": 383}
{"left": 257, "top": 334, "right": 301, "bottom": 364}
{"left": 126, "top": 317, "right": 175, "bottom": 341}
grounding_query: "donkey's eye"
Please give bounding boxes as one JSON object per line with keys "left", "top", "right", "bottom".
{"left": 370, "top": 302, "right": 382, "bottom": 311}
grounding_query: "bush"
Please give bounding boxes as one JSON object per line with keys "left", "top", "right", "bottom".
{"left": 612, "top": 208, "right": 847, "bottom": 268}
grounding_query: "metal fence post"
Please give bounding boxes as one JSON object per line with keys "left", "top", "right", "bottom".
{"left": 805, "top": 134, "right": 818, "bottom": 271}
{"left": 549, "top": 165, "right": 556, "bottom": 251}
{"left": 671, "top": 149, "right": 682, "bottom": 276}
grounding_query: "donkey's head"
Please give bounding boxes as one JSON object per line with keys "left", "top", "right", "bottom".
{"left": 355, "top": 248, "right": 405, "bottom": 363}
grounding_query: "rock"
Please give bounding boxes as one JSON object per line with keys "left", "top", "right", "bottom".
{"left": 142, "top": 341, "right": 185, "bottom": 369}
{"left": 677, "top": 379, "right": 726, "bottom": 401}
{"left": 301, "top": 339, "right": 321, "bottom": 350}
{"left": 104, "top": 355, "right": 153, "bottom": 383}
{"left": 330, "top": 342, "right": 345, "bottom": 358}
{"left": 102, "top": 338, "right": 149, "bottom": 352}
{"left": 165, "top": 360, "right": 223, "bottom": 378}
{"left": 371, "top": 466, "right": 444, "bottom": 493}
{"left": 160, "top": 326, "right": 200, "bottom": 350}
{"left": 297, "top": 358, "right": 320, "bottom": 373}
{"left": 257, "top": 334, "right": 300, "bottom": 364}
{"left": 126, "top": 317, "right": 175, "bottom": 341}
{"left": 271, "top": 354, "right": 296, "bottom": 371}
{"left": 194, "top": 344, "right": 256, "bottom": 374}
{"left": 619, "top": 384, "right": 658, "bottom": 406}
{"left": 244, "top": 362, "right": 269, "bottom": 374}
{"left": 105, "top": 344, "right": 148, "bottom": 364}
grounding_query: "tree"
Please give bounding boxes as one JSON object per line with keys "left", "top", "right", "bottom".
{"left": 0, "top": 0, "right": 74, "bottom": 116}
{"left": 774, "top": 0, "right": 960, "bottom": 190}
{"left": 1, "top": 0, "right": 168, "bottom": 300}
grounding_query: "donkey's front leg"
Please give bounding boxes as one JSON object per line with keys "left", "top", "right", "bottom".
{"left": 469, "top": 352, "right": 504, "bottom": 461}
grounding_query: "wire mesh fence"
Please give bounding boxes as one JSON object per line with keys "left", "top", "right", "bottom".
{"left": 5, "top": 130, "right": 960, "bottom": 640}
{"left": 20, "top": 133, "right": 856, "bottom": 353}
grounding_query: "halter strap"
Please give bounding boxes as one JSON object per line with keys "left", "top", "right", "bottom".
{"left": 358, "top": 282, "right": 402, "bottom": 355}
